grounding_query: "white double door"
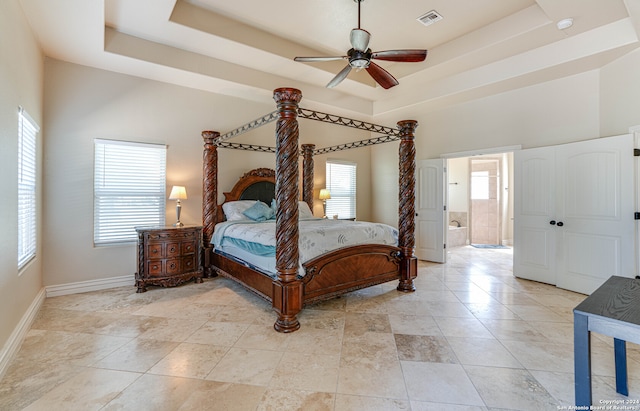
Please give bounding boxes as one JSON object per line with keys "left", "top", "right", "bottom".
{"left": 514, "top": 134, "right": 635, "bottom": 295}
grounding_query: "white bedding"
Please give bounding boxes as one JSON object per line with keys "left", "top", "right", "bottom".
{"left": 212, "top": 218, "right": 398, "bottom": 277}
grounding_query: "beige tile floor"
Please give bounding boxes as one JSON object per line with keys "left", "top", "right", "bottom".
{"left": 2, "top": 246, "right": 640, "bottom": 410}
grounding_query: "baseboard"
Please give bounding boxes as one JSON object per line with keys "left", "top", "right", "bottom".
{"left": 45, "top": 275, "right": 135, "bottom": 297}
{"left": 0, "top": 288, "right": 45, "bottom": 380}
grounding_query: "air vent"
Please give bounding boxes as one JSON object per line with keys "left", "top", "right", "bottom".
{"left": 417, "top": 10, "right": 443, "bottom": 27}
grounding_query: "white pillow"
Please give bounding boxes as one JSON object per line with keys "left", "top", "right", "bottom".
{"left": 222, "top": 200, "right": 257, "bottom": 221}
{"left": 298, "top": 201, "right": 315, "bottom": 219}
{"left": 267, "top": 200, "right": 316, "bottom": 219}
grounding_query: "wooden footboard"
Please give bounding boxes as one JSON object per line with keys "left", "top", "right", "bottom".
{"left": 302, "top": 244, "right": 402, "bottom": 304}
{"left": 210, "top": 244, "right": 402, "bottom": 306}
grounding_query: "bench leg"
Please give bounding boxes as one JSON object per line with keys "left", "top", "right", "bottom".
{"left": 614, "top": 338, "right": 628, "bottom": 396}
{"left": 574, "top": 312, "right": 592, "bottom": 407}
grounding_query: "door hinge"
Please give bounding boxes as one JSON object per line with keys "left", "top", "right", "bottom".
{"left": 635, "top": 212, "right": 640, "bottom": 220}
{"left": 444, "top": 243, "right": 446, "bottom": 249}
{"left": 634, "top": 148, "right": 640, "bottom": 157}
{"left": 444, "top": 205, "right": 447, "bottom": 211}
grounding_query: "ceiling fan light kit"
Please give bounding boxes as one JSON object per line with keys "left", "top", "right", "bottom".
{"left": 294, "top": 0, "right": 427, "bottom": 89}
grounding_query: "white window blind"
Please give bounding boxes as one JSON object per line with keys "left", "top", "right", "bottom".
{"left": 325, "top": 160, "right": 356, "bottom": 219}
{"left": 94, "top": 139, "right": 167, "bottom": 245}
{"left": 18, "top": 107, "right": 39, "bottom": 269}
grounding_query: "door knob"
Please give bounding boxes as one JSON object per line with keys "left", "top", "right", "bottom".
{"left": 557, "top": 221, "right": 564, "bottom": 227}
{"left": 550, "top": 220, "right": 556, "bottom": 225}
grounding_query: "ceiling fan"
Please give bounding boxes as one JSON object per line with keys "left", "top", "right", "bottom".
{"left": 293, "top": 0, "right": 427, "bottom": 89}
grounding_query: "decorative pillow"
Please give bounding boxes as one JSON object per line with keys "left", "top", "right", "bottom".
{"left": 222, "top": 200, "right": 257, "bottom": 221}
{"left": 270, "top": 199, "right": 277, "bottom": 217}
{"left": 298, "top": 201, "right": 314, "bottom": 219}
{"left": 242, "top": 201, "right": 274, "bottom": 222}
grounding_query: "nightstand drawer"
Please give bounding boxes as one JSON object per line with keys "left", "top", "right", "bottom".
{"left": 166, "top": 242, "right": 181, "bottom": 258}
{"left": 182, "top": 241, "right": 197, "bottom": 255}
{"left": 147, "top": 243, "right": 164, "bottom": 259}
{"left": 147, "top": 260, "right": 164, "bottom": 275}
{"left": 166, "top": 258, "right": 181, "bottom": 274}
{"left": 182, "top": 255, "right": 197, "bottom": 271}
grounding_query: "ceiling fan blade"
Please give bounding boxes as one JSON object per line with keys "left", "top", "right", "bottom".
{"left": 294, "top": 56, "right": 346, "bottom": 62}
{"left": 365, "top": 62, "right": 399, "bottom": 89}
{"left": 327, "top": 64, "right": 353, "bottom": 88}
{"left": 350, "top": 28, "right": 371, "bottom": 52}
{"left": 371, "top": 49, "right": 427, "bottom": 63}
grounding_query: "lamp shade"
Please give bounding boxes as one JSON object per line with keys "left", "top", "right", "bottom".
{"left": 169, "top": 186, "right": 187, "bottom": 200}
{"left": 319, "top": 189, "right": 331, "bottom": 200}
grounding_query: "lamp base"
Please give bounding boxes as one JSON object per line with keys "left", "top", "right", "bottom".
{"left": 173, "top": 202, "right": 183, "bottom": 227}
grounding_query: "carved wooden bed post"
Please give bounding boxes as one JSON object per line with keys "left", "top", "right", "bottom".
{"left": 397, "top": 120, "right": 418, "bottom": 292}
{"left": 202, "top": 130, "right": 220, "bottom": 278}
{"left": 301, "top": 143, "right": 315, "bottom": 212}
{"left": 272, "top": 88, "right": 303, "bottom": 332}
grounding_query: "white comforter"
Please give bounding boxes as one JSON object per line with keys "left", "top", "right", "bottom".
{"left": 212, "top": 218, "right": 398, "bottom": 267}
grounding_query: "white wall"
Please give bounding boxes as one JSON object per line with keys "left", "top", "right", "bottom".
{"left": 447, "top": 157, "right": 469, "bottom": 213}
{"left": 0, "top": 0, "right": 44, "bottom": 366}
{"left": 42, "top": 59, "right": 373, "bottom": 288}
{"left": 600, "top": 48, "right": 640, "bottom": 136}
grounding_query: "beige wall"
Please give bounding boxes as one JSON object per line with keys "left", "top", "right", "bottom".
{"left": 42, "top": 59, "right": 373, "bottom": 288}
{"left": 0, "top": 0, "right": 44, "bottom": 362}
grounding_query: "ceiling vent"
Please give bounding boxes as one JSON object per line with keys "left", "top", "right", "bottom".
{"left": 417, "top": 10, "right": 443, "bottom": 27}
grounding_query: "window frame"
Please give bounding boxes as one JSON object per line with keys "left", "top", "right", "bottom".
{"left": 325, "top": 159, "right": 357, "bottom": 220}
{"left": 93, "top": 139, "right": 167, "bottom": 246}
{"left": 17, "top": 107, "right": 39, "bottom": 270}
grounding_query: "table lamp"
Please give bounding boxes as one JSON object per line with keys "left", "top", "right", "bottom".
{"left": 169, "top": 185, "right": 187, "bottom": 227}
{"left": 319, "top": 188, "right": 331, "bottom": 218}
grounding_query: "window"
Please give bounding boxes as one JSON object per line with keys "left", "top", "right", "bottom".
{"left": 325, "top": 160, "right": 356, "bottom": 219}
{"left": 471, "top": 170, "right": 490, "bottom": 199}
{"left": 18, "top": 107, "right": 39, "bottom": 269}
{"left": 94, "top": 139, "right": 167, "bottom": 245}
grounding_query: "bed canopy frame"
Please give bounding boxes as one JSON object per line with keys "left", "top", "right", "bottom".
{"left": 202, "top": 87, "right": 417, "bottom": 332}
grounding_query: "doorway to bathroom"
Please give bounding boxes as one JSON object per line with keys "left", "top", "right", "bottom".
{"left": 446, "top": 152, "right": 513, "bottom": 249}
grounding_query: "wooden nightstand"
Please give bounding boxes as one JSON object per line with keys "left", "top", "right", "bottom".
{"left": 135, "top": 225, "right": 203, "bottom": 293}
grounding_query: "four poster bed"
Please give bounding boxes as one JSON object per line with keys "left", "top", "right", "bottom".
{"left": 201, "top": 88, "right": 418, "bottom": 332}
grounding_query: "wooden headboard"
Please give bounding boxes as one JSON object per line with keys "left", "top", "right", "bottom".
{"left": 217, "top": 168, "right": 276, "bottom": 222}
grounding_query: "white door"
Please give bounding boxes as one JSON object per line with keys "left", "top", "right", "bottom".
{"left": 514, "top": 134, "right": 635, "bottom": 294}
{"left": 555, "top": 134, "right": 635, "bottom": 294}
{"left": 513, "top": 146, "right": 557, "bottom": 285}
{"left": 415, "top": 159, "right": 446, "bottom": 263}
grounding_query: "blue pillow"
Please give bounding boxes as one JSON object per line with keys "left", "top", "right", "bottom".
{"left": 270, "top": 199, "right": 277, "bottom": 218}
{"left": 242, "top": 201, "right": 274, "bottom": 222}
